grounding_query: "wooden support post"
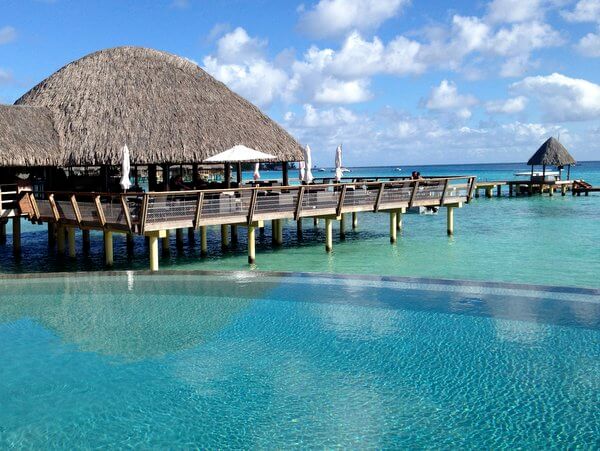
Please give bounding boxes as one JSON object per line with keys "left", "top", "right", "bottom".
{"left": 188, "top": 227, "right": 195, "bottom": 243}
{"left": 561, "top": 185, "right": 567, "bottom": 196}
{"left": 248, "top": 225, "right": 256, "bottom": 264}
{"left": 390, "top": 211, "right": 397, "bottom": 243}
{"left": 200, "top": 225, "right": 207, "bottom": 257}
{"left": 82, "top": 229, "right": 90, "bottom": 253}
{"left": 297, "top": 219, "right": 303, "bottom": 239}
{"left": 12, "top": 216, "right": 21, "bottom": 255}
{"left": 126, "top": 233, "right": 134, "bottom": 254}
{"left": 149, "top": 234, "right": 159, "bottom": 271}
{"left": 509, "top": 184, "right": 513, "bottom": 197}
{"left": 396, "top": 210, "right": 403, "bottom": 231}
{"left": 57, "top": 225, "right": 65, "bottom": 255}
{"left": 176, "top": 228, "right": 184, "bottom": 249}
{"left": 313, "top": 217, "right": 318, "bottom": 227}
{"left": 0, "top": 220, "right": 6, "bottom": 245}
{"left": 231, "top": 225, "right": 238, "bottom": 244}
{"left": 475, "top": 188, "right": 480, "bottom": 198}
{"left": 325, "top": 218, "right": 333, "bottom": 252}
{"left": 162, "top": 229, "right": 170, "bottom": 254}
{"left": 340, "top": 214, "right": 346, "bottom": 240}
{"left": 104, "top": 231, "right": 114, "bottom": 266}
{"left": 221, "top": 224, "right": 228, "bottom": 249}
{"left": 497, "top": 185, "right": 502, "bottom": 197}
{"left": 352, "top": 212, "right": 358, "bottom": 229}
{"left": 447, "top": 206, "right": 454, "bottom": 236}
{"left": 485, "top": 187, "right": 492, "bottom": 198}
{"left": 275, "top": 220, "right": 283, "bottom": 245}
{"left": 549, "top": 186, "right": 554, "bottom": 197}
{"left": 46, "top": 222, "right": 55, "bottom": 248}
{"left": 67, "top": 227, "right": 76, "bottom": 258}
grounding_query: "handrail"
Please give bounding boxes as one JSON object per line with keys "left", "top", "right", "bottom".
{"left": 29, "top": 176, "right": 475, "bottom": 234}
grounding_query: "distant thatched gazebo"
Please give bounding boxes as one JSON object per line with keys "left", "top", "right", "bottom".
{"left": 0, "top": 46, "right": 303, "bottom": 191}
{"left": 527, "top": 137, "right": 576, "bottom": 180}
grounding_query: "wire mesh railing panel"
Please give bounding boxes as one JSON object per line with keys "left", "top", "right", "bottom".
{"left": 342, "top": 187, "right": 378, "bottom": 208}
{"left": 200, "top": 191, "right": 250, "bottom": 221}
{"left": 255, "top": 190, "right": 298, "bottom": 215}
{"left": 36, "top": 199, "right": 53, "bottom": 219}
{"left": 380, "top": 183, "right": 413, "bottom": 206}
{"left": 302, "top": 188, "right": 339, "bottom": 213}
{"left": 54, "top": 199, "right": 77, "bottom": 222}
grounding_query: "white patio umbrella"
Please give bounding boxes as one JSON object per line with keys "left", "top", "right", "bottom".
{"left": 119, "top": 144, "right": 132, "bottom": 190}
{"left": 299, "top": 160, "right": 306, "bottom": 182}
{"left": 253, "top": 163, "right": 260, "bottom": 180}
{"left": 335, "top": 144, "right": 343, "bottom": 182}
{"left": 204, "top": 145, "right": 277, "bottom": 163}
{"left": 303, "top": 145, "right": 314, "bottom": 184}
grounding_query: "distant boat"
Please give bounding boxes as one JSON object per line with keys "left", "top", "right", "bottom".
{"left": 514, "top": 171, "right": 559, "bottom": 177}
{"left": 331, "top": 168, "right": 351, "bottom": 173}
{"left": 318, "top": 168, "right": 326, "bottom": 172}
{"left": 394, "top": 168, "right": 402, "bottom": 172}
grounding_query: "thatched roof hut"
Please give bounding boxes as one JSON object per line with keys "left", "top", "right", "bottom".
{"left": 3, "top": 46, "right": 302, "bottom": 167}
{"left": 527, "top": 137, "right": 576, "bottom": 167}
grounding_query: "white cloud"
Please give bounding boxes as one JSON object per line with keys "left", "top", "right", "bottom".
{"left": 314, "top": 78, "right": 372, "bottom": 103}
{"left": 203, "top": 57, "right": 289, "bottom": 107}
{"left": 297, "top": 0, "right": 408, "bottom": 38}
{"left": 425, "top": 80, "right": 478, "bottom": 119}
{"left": 562, "top": 0, "right": 600, "bottom": 22}
{"left": 576, "top": 29, "right": 600, "bottom": 57}
{"left": 283, "top": 104, "right": 577, "bottom": 165}
{"left": 215, "top": 27, "right": 266, "bottom": 64}
{"left": 512, "top": 73, "right": 600, "bottom": 121}
{"left": 487, "top": 0, "right": 544, "bottom": 23}
{"left": 0, "top": 26, "right": 16, "bottom": 45}
{"left": 486, "top": 96, "right": 528, "bottom": 114}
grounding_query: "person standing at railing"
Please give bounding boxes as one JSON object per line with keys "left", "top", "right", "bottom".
{"left": 170, "top": 175, "right": 191, "bottom": 191}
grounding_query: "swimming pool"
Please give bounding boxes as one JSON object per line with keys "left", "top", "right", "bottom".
{"left": 1, "top": 271, "right": 598, "bottom": 448}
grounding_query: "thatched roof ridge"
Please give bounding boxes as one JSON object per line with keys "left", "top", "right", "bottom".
{"left": 0, "top": 105, "right": 62, "bottom": 166}
{"left": 14, "top": 46, "right": 303, "bottom": 166}
{"left": 527, "top": 137, "right": 576, "bottom": 166}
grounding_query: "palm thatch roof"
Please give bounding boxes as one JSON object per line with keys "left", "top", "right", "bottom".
{"left": 0, "top": 105, "right": 61, "bottom": 166}
{"left": 527, "top": 137, "right": 576, "bottom": 166}
{"left": 6, "top": 46, "right": 302, "bottom": 167}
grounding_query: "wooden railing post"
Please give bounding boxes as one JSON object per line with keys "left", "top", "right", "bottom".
{"left": 28, "top": 193, "right": 40, "bottom": 220}
{"left": 247, "top": 189, "right": 258, "bottom": 225}
{"left": 336, "top": 185, "right": 347, "bottom": 217}
{"left": 94, "top": 195, "right": 107, "bottom": 228}
{"left": 48, "top": 193, "right": 60, "bottom": 222}
{"left": 120, "top": 195, "right": 133, "bottom": 232}
{"left": 294, "top": 186, "right": 305, "bottom": 220}
{"left": 70, "top": 194, "right": 83, "bottom": 226}
{"left": 466, "top": 177, "right": 477, "bottom": 203}
{"left": 439, "top": 179, "right": 449, "bottom": 206}
{"left": 408, "top": 181, "right": 420, "bottom": 208}
{"left": 374, "top": 183, "right": 385, "bottom": 212}
{"left": 193, "top": 192, "right": 204, "bottom": 229}
{"left": 139, "top": 194, "right": 149, "bottom": 234}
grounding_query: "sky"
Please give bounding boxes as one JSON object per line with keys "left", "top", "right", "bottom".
{"left": 0, "top": 0, "right": 599, "bottom": 166}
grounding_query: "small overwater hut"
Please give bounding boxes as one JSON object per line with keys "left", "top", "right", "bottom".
{"left": 527, "top": 137, "right": 576, "bottom": 182}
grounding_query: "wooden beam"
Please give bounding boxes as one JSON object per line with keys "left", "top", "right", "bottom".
{"left": 247, "top": 189, "right": 258, "bottom": 225}
{"left": 439, "top": 179, "right": 449, "bottom": 206}
{"left": 139, "top": 194, "right": 149, "bottom": 234}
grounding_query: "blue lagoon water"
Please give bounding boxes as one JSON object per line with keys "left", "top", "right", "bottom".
{"left": 1, "top": 161, "right": 599, "bottom": 288}
{"left": 0, "top": 272, "right": 598, "bottom": 448}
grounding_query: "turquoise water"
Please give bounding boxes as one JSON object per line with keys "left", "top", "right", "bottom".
{"left": 1, "top": 272, "right": 598, "bottom": 448}
{"left": 2, "top": 162, "right": 599, "bottom": 288}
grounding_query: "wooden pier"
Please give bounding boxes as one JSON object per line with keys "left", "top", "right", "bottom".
{"left": 475, "top": 180, "right": 578, "bottom": 197}
{"left": 2, "top": 176, "right": 476, "bottom": 270}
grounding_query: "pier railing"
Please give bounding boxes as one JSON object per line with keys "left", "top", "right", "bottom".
{"left": 23, "top": 176, "right": 476, "bottom": 234}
